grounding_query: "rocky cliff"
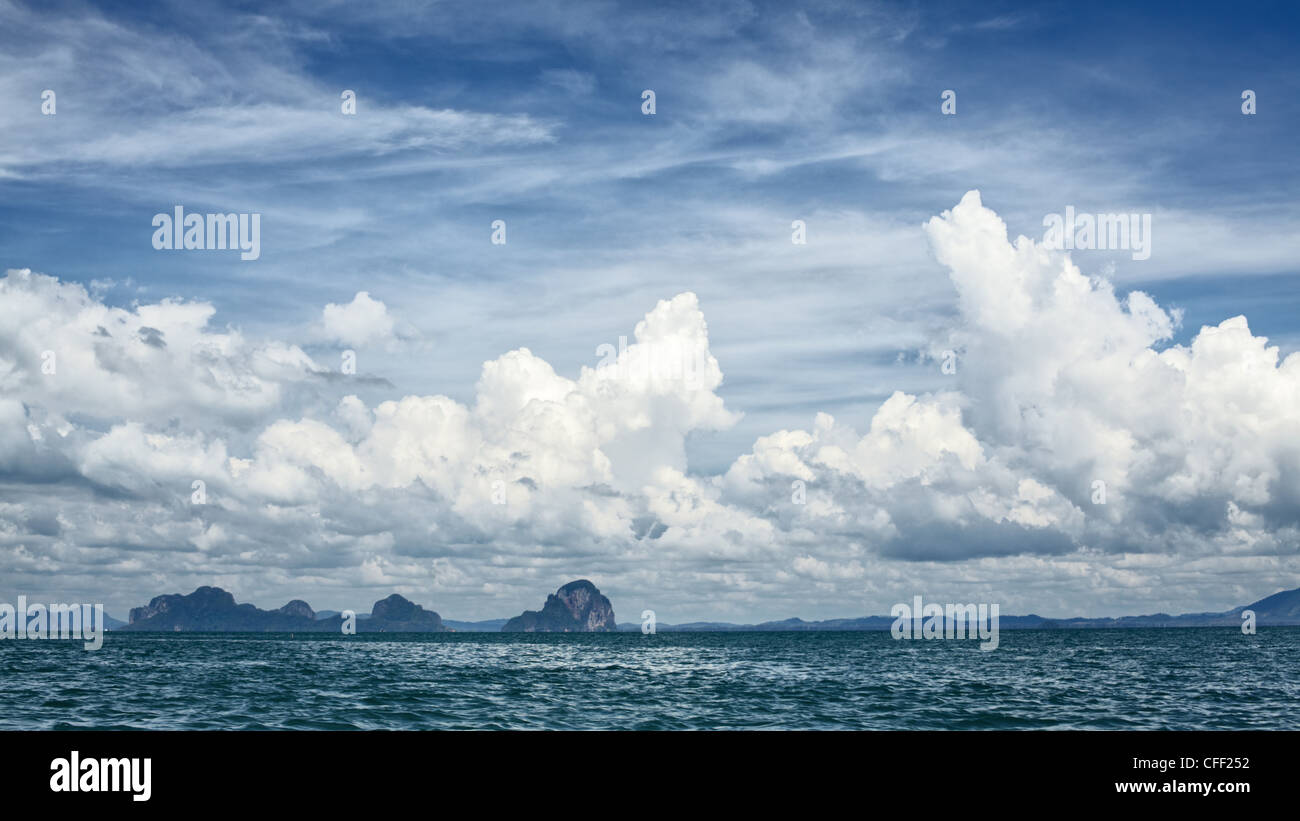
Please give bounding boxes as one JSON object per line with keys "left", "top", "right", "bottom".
{"left": 126, "top": 586, "right": 309, "bottom": 631}
{"left": 366, "top": 593, "right": 446, "bottom": 631}
{"left": 125, "top": 587, "right": 446, "bottom": 632}
{"left": 502, "top": 579, "right": 616, "bottom": 632}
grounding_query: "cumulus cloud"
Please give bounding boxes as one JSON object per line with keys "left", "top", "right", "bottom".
{"left": 0, "top": 268, "right": 320, "bottom": 429}
{"left": 722, "top": 191, "right": 1300, "bottom": 565}
{"left": 930, "top": 192, "right": 1300, "bottom": 543}
{"left": 318, "top": 291, "right": 398, "bottom": 348}
{"left": 2, "top": 192, "right": 1298, "bottom": 620}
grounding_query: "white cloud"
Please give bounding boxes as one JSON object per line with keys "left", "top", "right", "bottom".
{"left": 318, "top": 291, "right": 398, "bottom": 348}
{"left": 0, "top": 268, "right": 319, "bottom": 428}
{"left": 2, "top": 193, "right": 1298, "bottom": 621}
{"left": 0, "top": 4, "right": 554, "bottom": 177}
{"left": 725, "top": 191, "right": 1300, "bottom": 564}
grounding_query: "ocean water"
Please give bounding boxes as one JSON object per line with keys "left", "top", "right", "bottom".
{"left": 3, "top": 628, "right": 1297, "bottom": 730}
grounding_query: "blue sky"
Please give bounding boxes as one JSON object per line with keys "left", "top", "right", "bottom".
{"left": 1, "top": 0, "right": 1298, "bottom": 621}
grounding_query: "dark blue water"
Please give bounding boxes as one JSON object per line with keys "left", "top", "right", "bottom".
{"left": 2, "top": 629, "right": 1296, "bottom": 729}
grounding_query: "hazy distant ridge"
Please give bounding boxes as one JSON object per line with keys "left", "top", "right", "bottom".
{"left": 111, "top": 584, "right": 1300, "bottom": 632}
{"left": 616, "top": 588, "right": 1300, "bottom": 631}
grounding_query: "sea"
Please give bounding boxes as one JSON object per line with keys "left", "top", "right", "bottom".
{"left": 3, "top": 628, "right": 1297, "bottom": 730}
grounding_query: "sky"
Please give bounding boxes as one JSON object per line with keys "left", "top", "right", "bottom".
{"left": 1, "top": 0, "right": 1298, "bottom": 623}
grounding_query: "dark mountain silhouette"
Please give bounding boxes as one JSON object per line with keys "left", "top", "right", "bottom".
{"left": 116, "top": 583, "right": 1300, "bottom": 634}
{"left": 502, "top": 579, "right": 616, "bottom": 632}
{"left": 365, "top": 594, "right": 446, "bottom": 631}
{"left": 123, "top": 586, "right": 446, "bottom": 632}
{"left": 278, "top": 600, "right": 315, "bottom": 620}
{"left": 1238, "top": 587, "right": 1300, "bottom": 621}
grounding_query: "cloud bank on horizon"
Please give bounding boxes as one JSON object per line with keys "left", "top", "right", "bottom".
{"left": 3, "top": 191, "right": 1297, "bottom": 621}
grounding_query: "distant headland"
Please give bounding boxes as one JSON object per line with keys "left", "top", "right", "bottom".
{"left": 125, "top": 586, "right": 448, "bottom": 633}
{"left": 113, "top": 581, "right": 1300, "bottom": 632}
{"left": 121, "top": 579, "right": 618, "bottom": 633}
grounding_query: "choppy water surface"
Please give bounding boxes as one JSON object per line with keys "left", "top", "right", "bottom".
{"left": 3, "top": 629, "right": 1297, "bottom": 729}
